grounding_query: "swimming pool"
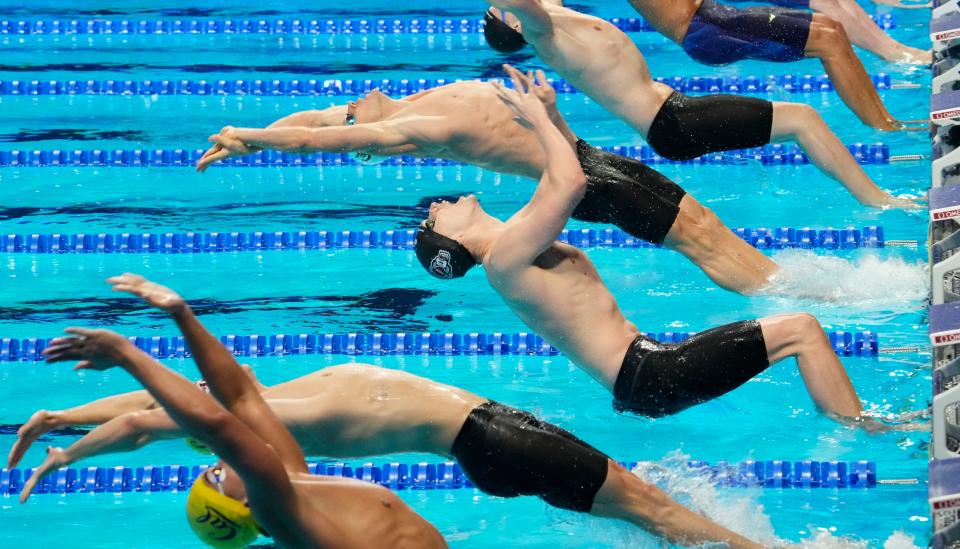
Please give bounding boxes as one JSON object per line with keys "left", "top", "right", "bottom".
{"left": 0, "top": 0, "right": 935, "bottom": 547}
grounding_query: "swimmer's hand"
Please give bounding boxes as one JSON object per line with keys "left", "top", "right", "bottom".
{"left": 7, "top": 410, "right": 57, "bottom": 469}
{"left": 19, "top": 446, "right": 67, "bottom": 503}
{"left": 44, "top": 328, "right": 135, "bottom": 372}
{"left": 196, "top": 126, "right": 261, "bottom": 173}
{"left": 492, "top": 64, "right": 551, "bottom": 130}
{"left": 107, "top": 273, "right": 187, "bottom": 315}
{"left": 509, "top": 65, "right": 557, "bottom": 111}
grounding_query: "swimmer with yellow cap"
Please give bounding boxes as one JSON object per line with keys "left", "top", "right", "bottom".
{"left": 38, "top": 274, "right": 448, "bottom": 549}
{"left": 186, "top": 465, "right": 264, "bottom": 548}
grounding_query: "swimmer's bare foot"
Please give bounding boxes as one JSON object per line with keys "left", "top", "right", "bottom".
{"left": 858, "top": 417, "right": 931, "bottom": 433}
{"left": 888, "top": 119, "right": 930, "bottom": 131}
{"left": 882, "top": 195, "right": 924, "bottom": 210}
{"left": 893, "top": 48, "right": 932, "bottom": 65}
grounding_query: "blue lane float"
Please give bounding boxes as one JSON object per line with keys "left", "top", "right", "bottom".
{"left": 0, "top": 73, "right": 898, "bottom": 97}
{"left": 0, "top": 226, "right": 886, "bottom": 255}
{"left": 0, "top": 330, "right": 879, "bottom": 362}
{"left": 0, "top": 14, "right": 895, "bottom": 36}
{"left": 0, "top": 459, "right": 879, "bottom": 497}
{"left": 0, "top": 143, "right": 893, "bottom": 168}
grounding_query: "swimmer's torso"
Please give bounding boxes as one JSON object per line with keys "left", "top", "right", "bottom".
{"left": 526, "top": 3, "right": 674, "bottom": 134}
{"left": 277, "top": 473, "right": 447, "bottom": 548}
{"left": 360, "top": 81, "right": 551, "bottom": 179}
{"left": 486, "top": 242, "right": 641, "bottom": 389}
{"left": 263, "top": 364, "right": 486, "bottom": 457}
{"left": 625, "top": 0, "right": 702, "bottom": 43}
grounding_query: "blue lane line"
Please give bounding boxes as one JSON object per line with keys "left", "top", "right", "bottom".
{"left": 0, "top": 14, "right": 896, "bottom": 36}
{"left": 0, "top": 330, "right": 879, "bottom": 361}
{"left": 0, "top": 142, "right": 892, "bottom": 168}
{"left": 0, "top": 226, "right": 886, "bottom": 255}
{"left": 0, "top": 459, "right": 878, "bottom": 496}
{"left": 0, "top": 73, "right": 899, "bottom": 96}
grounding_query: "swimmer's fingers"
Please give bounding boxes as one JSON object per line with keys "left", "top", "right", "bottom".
{"left": 196, "top": 147, "right": 232, "bottom": 173}
{"left": 19, "top": 447, "right": 64, "bottom": 504}
{"left": 501, "top": 64, "right": 531, "bottom": 94}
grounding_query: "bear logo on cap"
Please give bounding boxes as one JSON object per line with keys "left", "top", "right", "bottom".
{"left": 429, "top": 250, "right": 454, "bottom": 279}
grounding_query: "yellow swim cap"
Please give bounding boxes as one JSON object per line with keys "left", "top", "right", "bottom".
{"left": 185, "top": 437, "right": 214, "bottom": 455}
{"left": 185, "top": 468, "right": 262, "bottom": 548}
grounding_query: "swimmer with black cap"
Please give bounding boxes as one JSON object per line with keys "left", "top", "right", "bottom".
{"left": 38, "top": 290, "right": 446, "bottom": 548}
{"left": 414, "top": 66, "right": 926, "bottom": 430}
{"left": 197, "top": 65, "right": 916, "bottom": 297}
{"left": 479, "top": 0, "right": 924, "bottom": 186}
{"left": 15, "top": 275, "right": 779, "bottom": 549}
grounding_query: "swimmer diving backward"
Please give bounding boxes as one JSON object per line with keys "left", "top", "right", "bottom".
{"left": 39, "top": 317, "right": 447, "bottom": 547}
{"left": 413, "top": 68, "right": 928, "bottom": 431}
{"left": 14, "top": 274, "right": 768, "bottom": 549}
{"left": 699, "top": 0, "right": 930, "bottom": 64}
{"left": 482, "top": 0, "right": 920, "bottom": 133}
{"left": 197, "top": 69, "right": 914, "bottom": 295}
{"left": 198, "top": 72, "right": 778, "bottom": 295}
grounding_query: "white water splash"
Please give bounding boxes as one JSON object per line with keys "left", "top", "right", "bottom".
{"left": 762, "top": 250, "right": 928, "bottom": 306}
{"left": 566, "top": 452, "right": 917, "bottom": 548}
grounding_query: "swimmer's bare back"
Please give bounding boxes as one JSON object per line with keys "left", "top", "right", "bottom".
{"left": 488, "top": 1, "right": 672, "bottom": 134}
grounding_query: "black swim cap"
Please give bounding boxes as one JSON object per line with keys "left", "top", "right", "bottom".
{"left": 483, "top": 11, "right": 528, "bottom": 54}
{"left": 414, "top": 225, "right": 478, "bottom": 279}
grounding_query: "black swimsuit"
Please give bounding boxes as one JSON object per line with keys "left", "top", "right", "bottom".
{"left": 451, "top": 401, "right": 609, "bottom": 513}
{"left": 572, "top": 139, "right": 687, "bottom": 244}
{"left": 646, "top": 91, "right": 775, "bottom": 162}
{"left": 614, "top": 320, "right": 771, "bottom": 418}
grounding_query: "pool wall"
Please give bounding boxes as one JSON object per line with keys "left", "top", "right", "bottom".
{"left": 929, "top": 4, "right": 960, "bottom": 546}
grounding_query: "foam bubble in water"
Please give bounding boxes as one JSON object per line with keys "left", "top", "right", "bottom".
{"left": 569, "top": 452, "right": 913, "bottom": 548}
{"left": 761, "top": 250, "right": 927, "bottom": 306}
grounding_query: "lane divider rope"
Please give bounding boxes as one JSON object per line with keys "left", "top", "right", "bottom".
{"left": 0, "top": 14, "right": 896, "bottom": 36}
{"left": 0, "top": 459, "right": 884, "bottom": 496}
{"left": 0, "top": 73, "right": 901, "bottom": 96}
{"left": 0, "top": 330, "right": 881, "bottom": 361}
{"left": 1, "top": 226, "right": 889, "bottom": 255}
{"left": 0, "top": 142, "right": 894, "bottom": 168}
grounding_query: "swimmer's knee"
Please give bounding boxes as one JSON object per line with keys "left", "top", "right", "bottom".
{"left": 610, "top": 467, "right": 676, "bottom": 529}
{"left": 670, "top": 198, "right": 723, "bottom": 249}
{"left": 763, "top": 312, "right": 824, "bottom": 347}
{"left": 773, "top": 102, "right": 822, "bottom": 138}
{"left": 810, "top": 14, "right": 849, "bottom": 50}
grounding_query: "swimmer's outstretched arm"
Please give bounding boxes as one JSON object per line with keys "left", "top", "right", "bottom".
{"left": 108, "top": 273, "right": 309, "bottom": 473}
{"left": 196, "top": 118, "right": 447, "bottom": 172}
{"left": 489, "top": 67, "right": 586, "bottom": 264}
{"left": 18, "top": 409, "right": 182, "bottom": 500}
{"left": 7, "top": 389, "right": 157, "bottom": 468}
{"left": 40, "top": 330, "right": 319, "bottom": 544}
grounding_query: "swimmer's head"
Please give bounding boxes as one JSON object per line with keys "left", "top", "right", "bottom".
{"left": 484, "top": 9, "right": 527, "bottom": 54}
{"left": 415, "top": 196, "right": 483, "bottom": 279}
{"left": 345, "top": 92, "right": 391, "bottom": 166}
{"left": 186, "top": 464, "right": 264, "bottom": 548}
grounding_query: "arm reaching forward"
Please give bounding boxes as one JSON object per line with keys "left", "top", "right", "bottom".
{"left": 196, "top": 119, "right": 421, "bottom": 172}
{"left": 41, "top": 329, "right": 309, "bottom": 543}
{"left": 108, "top": 274, "right": 308, "bottom": 473}
{"left": 486, "top": 65, "right": 586, "bottom": 271}
{"left": 19, "top": 409, "right": 181, "bottom": 501}
{"left": 7, "top": 389, "right": 157, "bottom": 468}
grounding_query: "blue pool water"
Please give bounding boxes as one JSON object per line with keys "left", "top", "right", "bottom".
{"left": 0, "top": 0, "right": 936, "bottom": 547}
